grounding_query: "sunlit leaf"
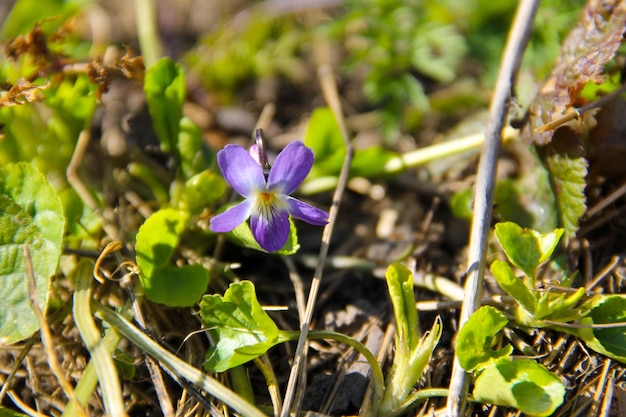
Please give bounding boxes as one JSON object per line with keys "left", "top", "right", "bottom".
{"left": 175, "top": 170, "right": 227, "bottom": 215}
{"left": 177, "top": 117, "right": 211, "bottom": 180}
{"left": 136, "top": 209, "right": 209, "bottom": 307}
{"left": 144, "top": 58, "right": 185, "bottom": 154}
{"left": 538, "top": 139, "right": 587, "bottom": 241}
{"left": 304, "top": 107, "right": 345, "bottom": 177}
{"left": 381, "top": 263, "right": 442, "bottom": 414}
{"left": 490, "top": 260, "right": 537, "bottom": 315}
{"left": 0, "top": 163, "right": 64, "bottom": 344}
{"left": 303, "top": 106, "right": 399, "bottom": 179}
{"left": 1, "top": 0, "right": 92, "bottom": 38}
{"left": 576, "top": 295, "right": 626, "bottom": 363}
{"left": 457, "top": 306, "right": 512, "bottom": 372}
{"left": 0, "top": 405, "right": 30, "bottom": 417}
{"left": 199, "top": 281, "right": 281, "bottom": 372}
{"left": 494, "top": 222, "right": 564, "bottom": 279}
{"left": 386, "top": 263, "right": 420, "bottom": 353}
{"left": 473, "top": 359, "right": 565, "bottom": 416}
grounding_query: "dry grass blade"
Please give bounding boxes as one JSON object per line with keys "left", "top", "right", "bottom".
{"left": 73, "top": 258, "right": 127, "bottom": 417}
{"left": 445, "top": 1, "right": 540, "bottom": 415}
{"left": 279, "top": 39, "right": 355, "bottom": 417}
{"left": 66, "top": 128, "right": 119, "bottom": 240}
{"left": 23, "top": 244, "right": 89, "bottom": 417}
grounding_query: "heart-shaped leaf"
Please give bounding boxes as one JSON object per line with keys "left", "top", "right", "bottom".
{"left": 199, "top": 281, "right": 281, "bottom": 372}
{"left": 494, "top": 222, "right": 563, "bottom": 279}
{"left": 457, "top": 306, "right": 513, "bottom": 372}
{"left": 136, "top": 208, "right": 209, "bottom": 307}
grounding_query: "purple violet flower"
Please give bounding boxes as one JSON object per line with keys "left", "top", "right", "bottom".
{"left": 210, "top": 141, "right": 329, "bottom": 252}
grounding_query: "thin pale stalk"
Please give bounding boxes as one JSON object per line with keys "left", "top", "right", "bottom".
{"left": 445, "top": 1, "right": 540, "bottom": 415}
{"left": 253, "top": 356, "right": 283, "bottom": 416}
{"left": 134, "top": 0, "right": 162, "bottom": 67}
{"left": 299, "top": 127, "right": 517, "bottom": 195}
{"left": 279, "top": 41, "right": 354, "bottom": 417}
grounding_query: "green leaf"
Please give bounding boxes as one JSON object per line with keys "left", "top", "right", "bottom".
{"left": 136, "top": 209, "right": 209, "bottom": 307}
{"left": 538, "top": 139, "right": 587, "bottom": 241}
{"left": 228, "top": 216, "right": 300, "bottom": 255}
{"left": 545, "top": 287, "right": 586, "bottom": 321}
{"left": 303, "top": 107, "right": 345, "bottom": 177}
{"left": 177, "top": 117, "right": 212, "bottom": 180}
{"left": 304, "top": 107, "right": 344, "bottom": 161}
{"left": 386, "top": 263, "right": 419, "bottom": 352}
{"left": 381, "top": 264, "right": 442, "bottom": 414}
{"left": 576, "top": 295, "right": 626, "bottom": 363}
{"left": 175, "top": 170, "right": 227, "bottom": 215}
{"left": 450, "top": 187, "right": 473, "bottom": 220}
{"left": 0, "top": 163, "right": 64, "bottom": 344}
{"left": 411, "top": 23, "right": 467, "bottom": 83}
{"left": 144, "top": 58, "right": 186, "bottom": 154}
{"left": 457, "top": 306, "right": 513, "bottom": 372}
{"left": 473, "top": 359, "right": 565, "bottom": 416}
{"left": 350, "top": 145, "right": 399, "bottom": 178}
{"left": 381, "top": 317, "right": 442, "bottom": 415}
{"left": 199, "top": 281, "right": 280, "bottom": 372}
{"left": 490, "top": 260, "right": 537, "bottom": 315}
{"left": 494, "top": 222, "right": 564, "bottom": 279}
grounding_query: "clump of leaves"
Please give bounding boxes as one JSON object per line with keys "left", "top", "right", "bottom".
{"left": 458, "top": 221, "right": 626, "bottom": 415}
{"left": 491, "top": 222, "right": 626, "bottom": 363}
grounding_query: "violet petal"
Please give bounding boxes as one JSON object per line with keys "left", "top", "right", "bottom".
{"left": 267, "top": 141, "right": 314, "bottom": 194}
{"left": 218, "top": 145, "right": 266, "bottom": 198}
{"left": 286, "top": 196, "right": 329, "bottom": 226}
{"left": 210, "top": 200, "right": 253, "bottom": 232}
{"left": 250, "top": 204, "right": 291, "bottom": 252}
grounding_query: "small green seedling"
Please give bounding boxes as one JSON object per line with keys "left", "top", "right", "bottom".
{"left": 491, "top": 222, "right": 626, "bottom": 365}
{"left": 197, "top": 264, "right": 444, "bottom": 417}
{"left": 491, "top": 222, "right": 588, "bottom": 326}
{"left": 460, "top": 222, "right": 626, "bottom": 415}
{"left": 379, "top": 263, "right": 442, "bottom": 416}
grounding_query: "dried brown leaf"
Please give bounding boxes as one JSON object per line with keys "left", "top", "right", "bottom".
{"left": 2, "top": 25, "right": 49, "bottom": 62}
{"left": 522, "top": 0, "right": 626, "bottom": 145}
{"left": 118, "top": 46, "right": 145, "bottom": 82}
{"left": 0, "top": 79, "right": 50, "bottom": 108}
{"left": 86, "top": 48, "right": 145, "bottom": 102}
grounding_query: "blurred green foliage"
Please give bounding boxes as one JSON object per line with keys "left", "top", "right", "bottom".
{"left": 186, "top": 0, "right": 585, "bottom": 141}
{"left": 186, "top": 12, "right": 309, "bottom": 103}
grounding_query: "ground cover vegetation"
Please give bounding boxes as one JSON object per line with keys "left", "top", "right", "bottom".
{"left": 1, "top": 0, "right": 625, "bottom": 416}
